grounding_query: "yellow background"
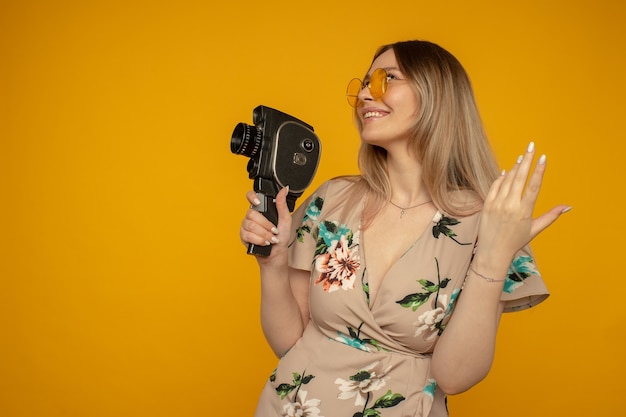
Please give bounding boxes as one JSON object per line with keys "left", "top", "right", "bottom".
{"left": 1, "top": 0, "right": 624, "bottom": 416}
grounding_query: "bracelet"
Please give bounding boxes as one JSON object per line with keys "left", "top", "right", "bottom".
{"left": 469, "top": 265, "right": 507, "bottom": 283}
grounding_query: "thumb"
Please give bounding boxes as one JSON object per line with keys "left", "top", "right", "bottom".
{"left": 275, "top": 186, "right": 292, "bottom": 229}
{"left": 530, "top": 204, "right": 572, "bottom": 238}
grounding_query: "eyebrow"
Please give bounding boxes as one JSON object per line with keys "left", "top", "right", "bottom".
{"left": 365, "top": 66, "right": 400, "bottom": 78}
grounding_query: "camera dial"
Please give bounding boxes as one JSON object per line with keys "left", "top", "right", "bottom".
{"left": 301, "top": 138, "right": 315, "bottom": 152}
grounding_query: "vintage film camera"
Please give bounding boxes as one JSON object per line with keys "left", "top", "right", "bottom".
{"left": 231, "top": 105, "right": 321, "bottom": 256}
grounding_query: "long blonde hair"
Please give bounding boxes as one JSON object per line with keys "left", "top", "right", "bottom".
{"left": 341, "top": 40, "right": 500, "bottom": 227}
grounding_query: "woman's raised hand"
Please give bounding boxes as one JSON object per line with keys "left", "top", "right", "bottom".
{"left": 477, "top": 142, "right": 571, "bottom": 262}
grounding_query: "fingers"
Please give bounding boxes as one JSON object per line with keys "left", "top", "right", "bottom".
{"left": 492, "top": 142, "right": 548, "bottom": 206}
{"left": 246, "top": 190, "right": 261, "bottom": 206}
{"left": 240, "top": 187, "right": 290, "bottom": 249}
{"left": 240, "top": 209, "right": 278, "bottom": 248}
{"left": 521, "top": 153, "right": 547, "bottom": 210}
{"left": 496, "top": 141, "right": 534, "bottom": 199}
{"left": 530, "top": 205, "right": 572, "bottom": 239}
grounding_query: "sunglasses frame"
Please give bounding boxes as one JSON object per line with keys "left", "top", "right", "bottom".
{"left": 346, "top": 68, "right": 390, "bottom": 107}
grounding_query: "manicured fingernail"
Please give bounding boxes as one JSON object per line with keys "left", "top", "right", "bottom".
{"left": 264, "top": 240, "right": 271, "bottom": 246}
{"left": 562, "top": 206, "right": 573, "bottom": 214}
{"left": 501, "top": 169, "right": 506, "bottom": 176}
{"left": 253, "top": 197, "right": 261, "bottom": 206}
{"left": 271, "top": 236, "right": 280, "bottom": 244}
{"left": 538, "top": 154, "right": 546, "bottom": 165}
{"left": 516, "top": 155, "right": 523, "bottom": 164}
{"left": 527, "top": 141, "right": 535, "bottom": 153}
{"left": 271, "top": 227, "right": 279, "bottom": 234}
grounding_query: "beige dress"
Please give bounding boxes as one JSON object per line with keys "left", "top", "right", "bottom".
{"left": 254, "top": 178, "right": 549, "bottom": 417}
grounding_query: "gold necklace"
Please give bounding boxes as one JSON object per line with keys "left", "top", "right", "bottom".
{"left": 389, "top": 200, "right": 432, "bottom": 218}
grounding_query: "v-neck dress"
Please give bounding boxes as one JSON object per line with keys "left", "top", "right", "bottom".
{"left": 253, "top": 178, "right": 549, "bottom": 417}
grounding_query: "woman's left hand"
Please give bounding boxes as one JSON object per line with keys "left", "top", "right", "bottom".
{"left": 477, "top": 141, "right": 571, "bottom": 262}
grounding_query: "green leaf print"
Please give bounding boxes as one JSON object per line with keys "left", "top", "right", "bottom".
{"left": 295, "top": 196, "right": 324, "bottom": 243}
{"left": 373, "top": 390, "right": 406, "bottom": 408}
{"left": 396, "top": 292, "right": 431, "bottom": 311}
{"left": 432, "top": 215, "right": 472, "bottom": 245}
{"left": 338, "top": 323, "right": 390, "bottom": 352}
{"left": 274, "top": 370, "right": 315, "bottom": 400}
{"left": 396, "top": 258, "right": 451, "bottom": 313}
{"left": 301, "top": 374, "right": 315, "bottom": 384}
{"left": 276, "top": 383, "right": 295, "bottom": 400}
{"left": 296, "top": 224, "right": 311, "bottom": 242}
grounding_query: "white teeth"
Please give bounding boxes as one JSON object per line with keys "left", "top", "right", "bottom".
{"left": 364, "top": 111, "right": 384, "bottom": 119}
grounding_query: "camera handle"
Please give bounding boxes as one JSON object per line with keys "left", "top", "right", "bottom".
{"left": 248, "top": 178, "right": 283, "bottom": 257}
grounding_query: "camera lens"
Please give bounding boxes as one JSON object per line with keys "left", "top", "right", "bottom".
{"left": 301, "top": 138, "right": 315, "bottom": 153}
{"left": 231, "top": 123, "right": 263, "bottom": 157}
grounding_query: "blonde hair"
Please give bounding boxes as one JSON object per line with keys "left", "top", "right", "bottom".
{"left": 341, "top": 40, "right": 500, "bottom": 227}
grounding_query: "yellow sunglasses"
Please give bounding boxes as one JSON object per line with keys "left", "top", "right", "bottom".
{"left": 345, "top": 68, "right": 391, "bottom": 108}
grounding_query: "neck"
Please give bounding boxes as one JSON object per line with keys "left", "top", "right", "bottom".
{"left": 386, "top": 154, "right": 429, "bottom": 207}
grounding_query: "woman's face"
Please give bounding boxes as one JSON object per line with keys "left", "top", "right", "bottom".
{"left": 357, "top": 49, "right": 420, "bottom": 150}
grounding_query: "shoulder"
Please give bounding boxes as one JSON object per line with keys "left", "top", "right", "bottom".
{"left": 309, "top": 176, "right": 361, "bottom": 201}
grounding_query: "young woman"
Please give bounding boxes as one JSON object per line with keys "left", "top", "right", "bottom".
{"left": 239, "top": 40, "right": 570, "bottom": 417}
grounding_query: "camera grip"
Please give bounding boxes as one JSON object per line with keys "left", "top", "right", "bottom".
{"left": 247, "top": 192, "right": 278, "bottom": 257}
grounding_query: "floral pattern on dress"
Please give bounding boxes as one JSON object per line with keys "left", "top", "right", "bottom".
{"left": 423, "top": 379, "right": 437, "bottom": 400}
{"left": 335, "top": 361, "right": 405, "bottom": 416}
{"left": 314, "top": 221, "right": 361, "bottom": 292}
{"left": 281, "top": 389, "right": 324, "bottom": 417}
{"left": 413, "top": 289, "right": 460, "bottom": 340}
{"left": 432, "top": 213, "right": 472, "bottom": 245}
{"left": 335, "top": 323, "right": 390, "bottom": 352}
{"left": 276, "top": 370, "right": 316, "bottom": 400}
{"left": 296, "top": 196, "right": 324, "bottom": 243}
{"left": 275, "top": 370, "right": 324, "bottom": 417}
{"left": 503, "top": 255, "right": 539, "bottom": 293}
{"left": 396, "top": 258, "right": 461, "bottom": 340}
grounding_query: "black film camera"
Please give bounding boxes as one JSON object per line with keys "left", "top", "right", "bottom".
{"left": 231, "top": 105, "right": 321, "bottom": 256}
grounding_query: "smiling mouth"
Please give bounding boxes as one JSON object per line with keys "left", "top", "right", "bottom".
{"left": 363, "top": 111, "right": 386, "bottom": 119}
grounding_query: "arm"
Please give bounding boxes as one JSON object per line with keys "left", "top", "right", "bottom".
{"left": 431, "top": 142, "right": 571, "bottom": 395}
{"left": 240, "top": 186, "right": 311, "bottom": 357}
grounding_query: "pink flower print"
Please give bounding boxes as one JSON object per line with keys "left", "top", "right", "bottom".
{"left": 314, "top": 235, "right": 360, "bottom": 292}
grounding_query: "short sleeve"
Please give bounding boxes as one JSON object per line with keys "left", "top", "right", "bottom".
{"left": 501, "top": 244, "right": 550, "bottom": 312}
{"left": 287, "top": 181, "right": 331, "bottom": 271}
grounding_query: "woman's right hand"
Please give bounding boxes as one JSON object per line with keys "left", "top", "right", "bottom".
{"left": 239, "top": 186, "right": 292, "bottom": 265}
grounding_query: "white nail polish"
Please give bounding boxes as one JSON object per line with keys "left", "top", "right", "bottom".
{"left": 516, "top": 155, "right": 523, "bottom": 164}
{"left": 271, "top": 236, "right": 280, "bottom": 244}
{"left": 527, "top": 141, "right": 535, "bottom": 153}
{"left": 253, "top": 198, "right": 261, "bottom": 206}
{"left": 538, "top": 154, "right": 546, "bottom": 165}
{"left": 264, "top": 240, "right": 271, "bottom": 246}
{"left": 501, "top": 169, "right": 506, "bottom": 176}
{"left": 271, "top": 227, "right": 279, "bottom": 234}
{"left": 561, "top": 206, "right": 573, "bottom": 213}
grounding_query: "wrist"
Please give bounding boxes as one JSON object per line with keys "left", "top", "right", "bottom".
{"left": 471, "top": 249, "right": 512, "bottom": 280}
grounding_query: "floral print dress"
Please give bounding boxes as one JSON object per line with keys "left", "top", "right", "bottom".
{"left": 253, "top": 179, "right": 549, "bottom": 417}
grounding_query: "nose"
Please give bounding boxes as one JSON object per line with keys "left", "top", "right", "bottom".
{"left": 357, "top": 82, "right": 374, "bottom": 104}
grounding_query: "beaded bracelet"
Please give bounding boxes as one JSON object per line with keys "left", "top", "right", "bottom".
{"left": 469, "top": 265, "right": 507, "bottom": 283}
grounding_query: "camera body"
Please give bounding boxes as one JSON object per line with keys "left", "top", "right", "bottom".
{"left": 231, "top": 105, "right": 321, "bottom": 256}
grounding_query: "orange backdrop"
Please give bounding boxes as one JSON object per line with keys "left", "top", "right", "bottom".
{"left": 1, "top": 0, "right": 624, "bottom": 416}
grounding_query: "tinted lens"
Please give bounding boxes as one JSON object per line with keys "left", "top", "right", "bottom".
{"left": 346, "top": 78, "right": 362, "bottom": 107}
{"left": 369, "top": 68, "right": 388, "bottom": 98}
{"left": 345, "top": 68, "right": 389, "bottom": 107}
